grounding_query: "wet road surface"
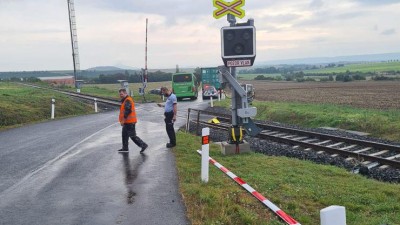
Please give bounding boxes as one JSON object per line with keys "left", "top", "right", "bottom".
{"left": 0, "top": 98, "right": 209, "bottom": 225}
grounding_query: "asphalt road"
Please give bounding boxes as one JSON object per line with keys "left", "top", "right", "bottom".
{"left": 0, "top": 97, "right": 209, "bottom": 225}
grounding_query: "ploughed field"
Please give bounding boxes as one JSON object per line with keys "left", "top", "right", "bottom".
{"left": 246, "top": 81, "right": 400, "bottom": 109}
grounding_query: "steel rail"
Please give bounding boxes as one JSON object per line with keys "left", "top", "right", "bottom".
{"left": 188, "top": 108, "right": 400, "bottom": 154}
{"left": 188, "top": 108, "right": 400, "bottom": 169}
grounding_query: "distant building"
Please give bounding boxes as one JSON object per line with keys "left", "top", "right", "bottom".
{"left": 38, "top": 76, "right": 75, "bottom": 86}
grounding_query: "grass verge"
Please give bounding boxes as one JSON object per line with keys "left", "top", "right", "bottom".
{"left": 215, "top": 100, "right": 400, "bottom": 142}
{"left": 0, "top": 82, "right": 95, "bottom": 130}
{"left": 174, "top": 131, "right": 400, "bottom": 225}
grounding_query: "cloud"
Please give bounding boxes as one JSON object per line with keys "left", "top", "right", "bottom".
{"left": 310, "top": 0, "right": 324, "bottom": 9}
{"left": 1, "top": 0, "right": 400, "bottom": 71}
{"left": 81, "top": 0, "right": 211, "bottom": 17}
{"left": 381, "top": 29, "right": 396, "bottom": 35}
{"left": 352, "top": 0, "right": 400, "bottom": 6}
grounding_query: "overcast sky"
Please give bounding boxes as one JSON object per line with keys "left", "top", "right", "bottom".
{"left": 0, "top": 0, "right": 399, "bottom": 72}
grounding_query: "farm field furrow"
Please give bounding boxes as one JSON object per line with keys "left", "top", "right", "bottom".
{"left": 245, "top": 81, "right": 400, "bottom": 109}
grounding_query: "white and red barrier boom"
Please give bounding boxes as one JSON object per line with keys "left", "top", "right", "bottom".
{"left": 197, "top": 149, "right": 301, "bottom": 225}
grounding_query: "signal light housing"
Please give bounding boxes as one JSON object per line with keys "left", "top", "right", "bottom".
{"left": 221, "top": 25, "right": 256, "bottom": 67}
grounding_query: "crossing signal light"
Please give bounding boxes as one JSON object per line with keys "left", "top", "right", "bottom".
{"left": 221, "top": 25, "right": 256, "bottom": 67}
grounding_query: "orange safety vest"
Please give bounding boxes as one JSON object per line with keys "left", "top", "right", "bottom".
{"left": 119, "top": 96, "right": 137, "bottom": 124}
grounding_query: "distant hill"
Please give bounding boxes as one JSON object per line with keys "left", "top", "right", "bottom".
{"left": 86, "top": 66, "right": 124, "bottom": 71}
{"left": 113, "top": 64, "right": 140, "bottom": 70}
{"left": 86, "top": 64, "right": 141, "bottom": 71}
{"left": 258, "top": 52, "right": 400, "bottom": 66}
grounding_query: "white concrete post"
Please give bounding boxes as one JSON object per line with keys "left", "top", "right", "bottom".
{"left": 77, "top": 89, "right": 80, "bottom": 93}
{"left": 320, "top": 205, "right": 346, "bottom": 225}
{"left": 162, "top": 95, "right": 165, "bottom": 101}
{"left": 51, "top": 98, "right": 55, "bottom": 119}
{"left": 218, "top": 92, "right": 221, "bottom": 101}
{"left": 94, "top": 98, "right": 98, "bottom": 113}
{"left": 210, "top": 96, "right": 214, "bottom": 107}
{"left": 201, "top": 127, "right": 210, "bottom": 183}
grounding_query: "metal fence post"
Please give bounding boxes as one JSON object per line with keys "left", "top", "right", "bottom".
{"left": 196, "top": 111, "right": 201, "bottom": 135}
{"left": 186, "top": 108, "right": 191, "bottom": 133}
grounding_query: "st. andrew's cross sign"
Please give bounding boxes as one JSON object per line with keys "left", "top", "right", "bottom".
{"left": 213, "top": 0, "right": 245, "bottom": 19}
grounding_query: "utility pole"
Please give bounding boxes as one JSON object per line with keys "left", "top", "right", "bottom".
{"left": 141, "top": 18, "right": 149, "bottom": 102}
{"left": 67, "top": 0, "right": 80, "bottom": 88}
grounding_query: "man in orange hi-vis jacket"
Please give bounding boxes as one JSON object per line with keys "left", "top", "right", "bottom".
{"left": 118, "top": 88, "right": 148, "bottom": 153}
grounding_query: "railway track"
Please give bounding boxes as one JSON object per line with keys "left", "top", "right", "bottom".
{"left": 187, "top": 108, "right": 400, "bottom": 171}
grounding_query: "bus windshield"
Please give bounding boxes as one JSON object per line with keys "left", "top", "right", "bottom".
{"left": 173, "top": 74, "right": 192, "bottom": 83}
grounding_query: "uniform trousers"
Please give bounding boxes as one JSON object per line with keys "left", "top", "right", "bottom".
{"left": 164, "top": 111, "right": 176, "bottom": 145}
{"left": 122, "top": 123, "right": 146, "bottom": 150}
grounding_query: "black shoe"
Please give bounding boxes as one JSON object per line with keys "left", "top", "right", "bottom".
{"left": 118, "top": 148, "right": 129, "bottom": 153}
{"left": 140, "top": 143, "right": 148, "bottom": 153}
{"left": 166, "top": 143, "right": 176, "bottom": 148}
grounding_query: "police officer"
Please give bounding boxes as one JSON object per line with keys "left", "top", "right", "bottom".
{"left": 158, "top": 87, "right": 177, "bottom": 148}
{"left": 118, "top": 88, "right": 148, "bottom": 153}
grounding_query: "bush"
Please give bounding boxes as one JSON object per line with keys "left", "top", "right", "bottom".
{"left": 353, "top": 74, "right": 366, "bottom": 80}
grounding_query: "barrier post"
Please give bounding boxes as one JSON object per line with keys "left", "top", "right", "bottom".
{"left": 320, "top": 206, "right": 346, "bottom": 225}
{"left": 186, "top": 108, "right": 191, "bottom": 133}
{"left": 51, "top": 98, "right": 55, "bottom": 119}
{"left": 94, "top": 98, "right": 98, "bottom": 113}
{"left": 210, "top": 96, "right": 214, "bottom": 107}
{"left": 201, "top": 127, "right": 210, "bottom": 183}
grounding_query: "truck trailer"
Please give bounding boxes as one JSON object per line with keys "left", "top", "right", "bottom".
{"left": 201, "top": 67, "right": 221, "bottom": 100}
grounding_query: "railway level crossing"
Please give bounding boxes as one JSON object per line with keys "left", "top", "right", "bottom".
{"left": 209, "top": 1, "right": 348, "bottom": 225}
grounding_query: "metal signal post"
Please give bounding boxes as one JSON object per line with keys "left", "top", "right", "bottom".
{"left": 220, "top": 13, "right": 261, "bottom": 139}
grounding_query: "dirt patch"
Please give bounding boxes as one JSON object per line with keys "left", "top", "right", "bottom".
{"left": 242, "top": 81, "right": 400, "bottom": 109}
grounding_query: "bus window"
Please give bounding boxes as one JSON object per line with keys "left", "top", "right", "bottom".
{"left": 173, "top": 74, "right": 192, "bottom": 83}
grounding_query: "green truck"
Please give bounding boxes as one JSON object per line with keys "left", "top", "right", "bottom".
{"left": 201, "top": 67, "right": 221, "bottom": 99}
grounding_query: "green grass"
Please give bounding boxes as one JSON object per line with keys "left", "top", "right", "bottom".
{"left": 175, "top": 132, "right": 400, "bottom": 225}
{"left": 61, "top": 82, "right": 171, "bottom": 103}
{"left": 237, "top": 74, "right": 281, "bottom": 80}
{"left": 304, "top": 61, "right": 400, "bottom": 74}
{"left": 0, "top": 82, "right": 95, "bottom": 130}
{"left": 215, "top": 100, "right": 400, "bottom": 141}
